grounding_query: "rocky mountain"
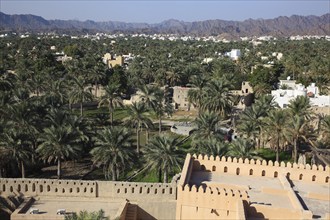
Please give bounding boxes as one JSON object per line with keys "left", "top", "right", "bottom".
{"left": 1, "top": 12, "right": 329, "bottom": 37}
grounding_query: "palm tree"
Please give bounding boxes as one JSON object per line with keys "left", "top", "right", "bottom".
{"left": 88, "top": 60, "right": 107, "bottom": 97}
{"left": 43, "top": 79, "right": 68, "bottom": 108}
{"left": 98, "top": 83, "right": 123, "bottom": 125}
{"left": 237, "top": 121, "right": 259, "bottom": 142}
{"left": 90, "top": 127, "right": 134, "bottom": 180}
{"left": 263, "top": 109, "right": 289, "bottom": 162}
{"left": 228, "top": 138, "right": 257, "bottom": 159}
{"left": 65, "top": 209, "right": 108, "bottom": 220}
{"left": 201, "top": 78, "right": 235, "bottom": 117}
{"left": 143, "top": 134, "right": 183, "bottom": 183}
{"left": 68, "top": 76, "right": 93, "bottom": 116}
{"left": 153, "top": 97, "right": 173, "bottom": 134}
{"left": 139, "top": 85, "right": 172, "bottom": 133}
{"left": 192, "top": 111, "right": 225, "bottom": 143}
{"left": 125, "top": 102, "right": 153, "bottom": 153}
{"left": 187, "top": 74, "right": 208, "bottom": 115}
{"left": 288, "top": 95, "right": 311, "bottom": 119}
{"left": 0, "top": 129, "right": 32, "bottom": 178}
{"left": 198, "top": 138, "right": 229, "bottom": 157}
{"left": 37, "top": 122, "right": 86, "bottom": 179}
{"left": 286, "top": 115, "right": 310, "bottom": 162}
{"left": 138, "top": 84, "right": 159, "bottom": 110}
{"left": 237, "top": 95, "right": 276, "bottom": 149}
{"left": 319, "top": 115, "right": 330, "bottom": 145}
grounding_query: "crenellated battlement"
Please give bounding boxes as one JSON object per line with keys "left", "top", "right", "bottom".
{"left": 0, "top": 178, "right": 97, "bottom": 197}
{"left": 189, "top": 154, "right": 329, "bottom": 184}
{"left": 0, "top": 178, "right": 177, "bottom": 200}
{"left": 179, "top": 184, "right": 249, "bottom": 200}
{"left": 192, "top": 154, "right": 329, "bottom": 171}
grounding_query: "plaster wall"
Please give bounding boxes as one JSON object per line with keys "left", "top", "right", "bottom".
{"left": 190, "top": 154, "right": 329, "bottom": 184}
{"left": 0, "top": 179, "right": 176, "bottom": 201}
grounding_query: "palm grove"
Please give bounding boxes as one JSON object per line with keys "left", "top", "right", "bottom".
{"left": 0, "top": 34, "right": 329, "bottom": 182}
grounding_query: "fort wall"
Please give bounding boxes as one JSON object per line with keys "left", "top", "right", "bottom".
{"left": 0, "top": 178, "right": 177, "bottom": 201}
{"left": 190, "top": 154, "right": 329, "bottom": 184}
{"left": 176, "top": 184, "right": 248, "bottom": 219}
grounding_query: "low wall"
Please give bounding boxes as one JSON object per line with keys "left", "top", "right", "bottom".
{"left": 190, "top": 154, "right": 329, "bottom": 184}
{"left": 0, "top": 178, "right": 177, "bottom": 201}
{"left": 0, "top": 179, "right": 97, "bottom": 198}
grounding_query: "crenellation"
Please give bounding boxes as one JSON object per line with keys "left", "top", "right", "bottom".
{"left": 190, "top": 155, "right": 329, "bottom": 184}
{"left": 268, "top": 160, "right": 273, "bottom": 166}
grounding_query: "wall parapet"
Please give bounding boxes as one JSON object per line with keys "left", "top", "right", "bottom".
{"left": 191, "top": 154, "right": 330, "bottom": 184}
{"left": 0, "top": 178, "right": 177, "bottom": 201}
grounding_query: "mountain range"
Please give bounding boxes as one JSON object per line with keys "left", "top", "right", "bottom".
{"left": 1, "top": 12, "right": 329, "bottom": 38}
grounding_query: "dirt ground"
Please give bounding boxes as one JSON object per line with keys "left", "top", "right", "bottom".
{"left": 30, "top": 159, "right": 94, "bottom": 180}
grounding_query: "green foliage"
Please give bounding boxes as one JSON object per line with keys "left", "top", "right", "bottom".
{"left": 90, "top": 126, "right": 134, "bottom": 180}
{"left": 63, "top": 44, "right": 83, "bottom": 57}
{"left": 65, "top": 209, "right": 108, "bottom": 220}
{"left": 143, "top": 134, "right": 184, "bottom": 183}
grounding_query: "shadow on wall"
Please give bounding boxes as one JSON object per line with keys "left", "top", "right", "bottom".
{"left": 138, "top": 206, "right": 157, "bottom": 220}
{"left": 0, "top": 195, "right": 24, "bottom": 220}
{"left": 247, "top": 206, "right": 266, "bottom": 219}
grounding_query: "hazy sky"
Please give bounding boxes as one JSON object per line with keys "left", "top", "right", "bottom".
{"left": 1, "top": 0, "right": 329, "bottom": 23}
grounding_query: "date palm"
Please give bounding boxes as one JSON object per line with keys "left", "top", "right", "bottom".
{"left": 228, "top": 138, "right": 257, "bottom": 159}
{"left": 286, "top": 115, "right": 311, "bottom": 162}
{"left": 43, "top": 79, "right": 68, "bottom": 108}
{"left": 98, "top": 83, "right": 123, "bottom": 125}
{"left": 65, "top": 209, "right": 108, "bottom": 220}
{"left": 201, "top": 78, "right": 235, "bottom": 117}
{"left": 68, "top": 76, "right": 93, "bottom": 116}
{"left": 125, "top": 102, "right": 153, "bottom": 153}
{"left": 37, "top": 111, "right": 87, "bottom": 179}
{"left": 187, "top": 74, "right": 208, "bottom": 115}
{"left": 288, "top": 95, "right": 311, "bottom": 119}
{"left": 143, "top": 134, "right": 183, "bottom": 183}
{"left": 192, "top": 111, "right": 226, "bottom": 144}
{"left": 198, "top": 138, "right": 229, "bottom": 158}
{"left": 319, "top": 115, "right": 330, "bottom": 145}
{"left": 263, "top": 109, "right": 289, "bottom": 162}
{"left": 90, "top": 127, "right": 134, "bottom": 180}
{"left": 0, "top": 129, "right": 32, "bottom": 178}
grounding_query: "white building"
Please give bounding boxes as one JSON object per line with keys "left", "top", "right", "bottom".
{"left": 225, "top": 49, "right": 241, "bottom": 60}
{"left": 271, "top": 80, "right": 330, "bottom": 108}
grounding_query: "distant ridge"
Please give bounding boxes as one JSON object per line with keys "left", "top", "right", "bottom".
{"left": 1, "top": 12, "right": 329, "bottom": 38}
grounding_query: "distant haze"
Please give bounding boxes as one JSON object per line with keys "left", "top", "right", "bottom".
{"left": 1, "top": 0, "right": 329, "bottom": 23}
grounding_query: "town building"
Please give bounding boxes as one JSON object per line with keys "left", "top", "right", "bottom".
{"left": 103, "top": 53, "right": 124, "bottom": 68}
{"left": 225, "top": 49, "right": 241, "bottom": 60}
{"left": 172, "top": 86, "right": 194, "bottom": 110}
{"left": 271, "top": 80, "right": 330, "bottom": 109}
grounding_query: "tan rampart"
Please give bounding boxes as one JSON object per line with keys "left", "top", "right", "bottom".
{"left": 97, "top": 181, "right": 177, "bottom": 200}
{"left": 0, "top": 178, "right": 177, "bottom": 201}
{"left": 190, "top": 154, "right": 330, "bottom": 184}
{"left": 176, "top": 184, "right": 249, "bottom": 219}
{"left": 178, "top": 153, "right": 193, "bottom": 187}
{"left": 0, "top": 178, "right": 97, "bottom": 198}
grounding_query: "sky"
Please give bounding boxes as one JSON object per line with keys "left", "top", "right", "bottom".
{"left": 1, "top": 0, "right": 329, "bottom": 23}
